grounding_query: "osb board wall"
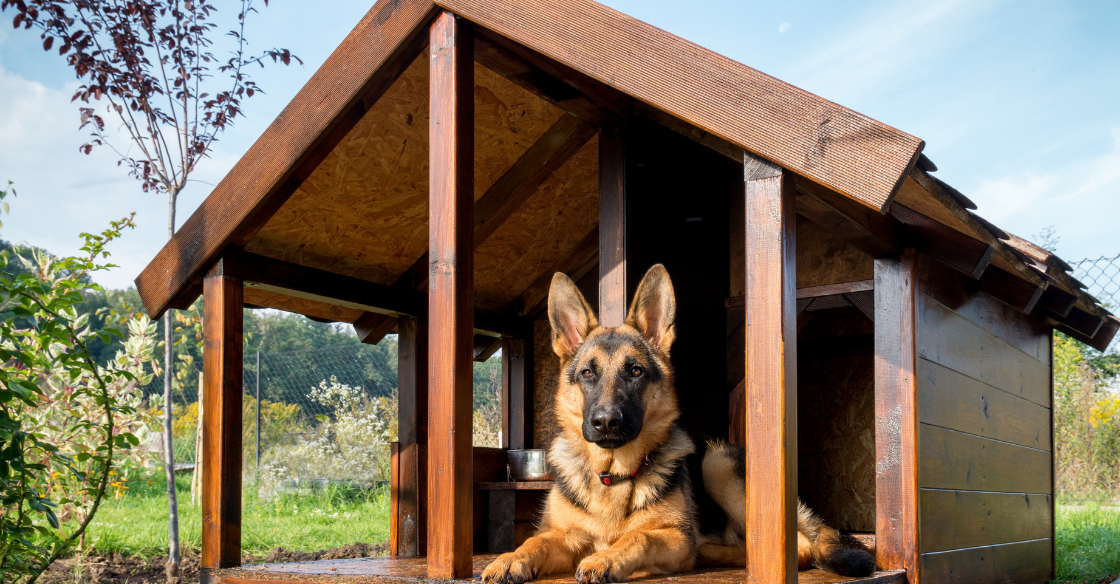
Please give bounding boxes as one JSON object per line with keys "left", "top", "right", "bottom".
{"left": 247, "top": 54, "right": 564, "bottom": 286}
{"left": 796, "top": 217, "right": 872, "bottom": 289}
{"left": 797, "top": 308, "right": 876, "bottom": 532}
{"left": 474, "top": 136, "right": 599, "bottom": 311}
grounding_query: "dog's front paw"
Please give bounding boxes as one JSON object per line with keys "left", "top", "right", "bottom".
{"left": 482, "top": 552, "right": 537, "bottom": 584}
{"left": 576, "top": 554, "right": 619, "bottom": 584}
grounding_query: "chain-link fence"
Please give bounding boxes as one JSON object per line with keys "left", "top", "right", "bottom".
{"left": 170, "top": 338, "right": 502, "bottom": 492}
{"left": 1070, "top": 253, "right": 1120, "bottom": 310}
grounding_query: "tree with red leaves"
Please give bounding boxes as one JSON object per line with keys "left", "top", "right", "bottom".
{"left": 1, "top": 0, "right": 299, "bottom": 578}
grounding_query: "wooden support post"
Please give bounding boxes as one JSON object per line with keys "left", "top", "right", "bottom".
{"left": 501, "top": 339, "right": 512, "bottom": 450}
{"left": 390, "top": 442, "right": 400, "bottom": 556}
{"left": 599, "top": 121, "right": 628, "bottom": 327}
{"left": 427, "top": 11, "right": 474, "bottom": 579}
{"left": 396, "top": 316, "right": 428, "bottom": 556}
{"left": 743, "top": 154, "right": 797, "bottom": 584}
{"left": 508, "top": 338, "right": 532, "bottom": 449}
{"left": 874, "top": 249, "right": 920, "bottom": 584}
{"left": 201, "top": 257, "right": 243, "bottom": 569}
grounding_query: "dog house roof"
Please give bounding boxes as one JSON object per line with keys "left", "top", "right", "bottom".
{"left": 134, "top": 0, "right": 1118, "bottom": 350}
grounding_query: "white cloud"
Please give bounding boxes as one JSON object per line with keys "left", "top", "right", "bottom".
{"left": 969, "top": 127, "right": 1120, "bottom": 259}
{"left": 0, "top": 65, "right": 235, "bottom": 290}
{"left": 778, "top": 22, "right": 790, "bottom": 33}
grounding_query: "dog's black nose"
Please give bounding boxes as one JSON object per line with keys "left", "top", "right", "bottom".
{"left": 590, "top": 409, "right": 623, "bottom": 432}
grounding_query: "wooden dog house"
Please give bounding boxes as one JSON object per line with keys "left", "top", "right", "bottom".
{"left": 134, "top": 1, "right": 1119, "bottom": 583}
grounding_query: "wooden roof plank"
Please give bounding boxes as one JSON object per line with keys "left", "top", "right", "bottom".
{"left": 437, "top": 0, "right": 923, "bottom": 208}
{"left": 135, "top": 0, "right": 438, "bottom": 319}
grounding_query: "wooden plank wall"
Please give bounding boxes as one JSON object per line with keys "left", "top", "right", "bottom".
{"left": 915, "top": 255, "right": 1054, "bottom": 584}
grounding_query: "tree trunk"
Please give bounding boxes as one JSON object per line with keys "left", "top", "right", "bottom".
{"left": 165, "top": 188, "right": 181, "bottom": 581}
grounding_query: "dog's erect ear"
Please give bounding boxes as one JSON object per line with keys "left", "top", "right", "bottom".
{"left": 625, "top": 264, "right": 676, "bottom": 352}
{"left": 548, "top": 272, "right": 598, "bottom": 359}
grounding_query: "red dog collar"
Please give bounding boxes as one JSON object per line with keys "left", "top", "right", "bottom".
{"left": 595, "top": 454, "right": 653, "bottom": 486}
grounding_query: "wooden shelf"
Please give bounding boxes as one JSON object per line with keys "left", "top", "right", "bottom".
{"left": 478, "top": 481, "right": 554, "bottom": 491}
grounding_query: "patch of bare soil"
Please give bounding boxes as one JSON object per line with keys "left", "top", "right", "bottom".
{"left": 37, "top": 542, "right": 389, "bottom": 584}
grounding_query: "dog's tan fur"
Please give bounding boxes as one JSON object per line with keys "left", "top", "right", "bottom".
{"left": 482, "top": 265, "right": 697, "bottom": 584}
{"left": 481, "top": 265, "right": 874, "bottom": 584}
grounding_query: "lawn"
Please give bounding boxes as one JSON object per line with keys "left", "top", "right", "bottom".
{"left": 82, "top": 469, "right": 390, "bottom": 558}
{"left": 1055, "top": 504, "right": 1120, "bottom": 584}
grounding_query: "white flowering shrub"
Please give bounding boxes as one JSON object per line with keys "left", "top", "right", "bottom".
{"left": 260, "top": 377, "right": 397, "bottom": 493}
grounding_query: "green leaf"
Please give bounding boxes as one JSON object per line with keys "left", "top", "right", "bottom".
{"left": 44, "top": 507, "right": 59, "bottom": 529}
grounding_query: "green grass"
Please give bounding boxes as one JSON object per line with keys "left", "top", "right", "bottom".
{"left": 1055, "top": 504, "right": 1120, "bottom": 584}
{"left": 82, "top": 469, "right": 390, "bottom": 557}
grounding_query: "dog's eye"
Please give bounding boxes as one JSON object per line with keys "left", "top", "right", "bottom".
{"left": 580, "top": 368, "right": 593, "bottom": 379}
{"left": 630, "top": 366, "right": 644, "bottom": 378}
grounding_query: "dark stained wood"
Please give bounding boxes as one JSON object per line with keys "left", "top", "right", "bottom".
{"left": 890, "top": 204, "right": 993, "bottom": 280}
{"left": 742, "top": 153, "right": 797, "bottom": 584}
{"left": 873, "top": 250, "right": 920, "bottom": 583}
{"left": 919, "top": 424, "right": 1051, "bottom": 493}
{"left": 797, "top": 280, "right": 873, "bottom": 299}
{"left": 397, "top": 317, "right": 428, "bottom": 557}
{"left": 427, "top": 12, "right": 474, "bottom": 578}
{"left": 478, "top": 481, "right": 555, "bottom": 491}
{"left": 390, "top": 442, "right": 400, "bottom": 556}
{"left": 917, "top": 153, "right": 938, "bottom": 173}
{"left": 501, "top": 339, "right": 511, "bottom": 450}
{"left": 437, "top": 0, "right": 924, "bottom": 209}
{"left": 918, "top": 294, "right": 1051, "bottom": 407}
{"left": 354, "top": 313, "right": 398, "bottom": 345}
{"left": 202, "top": 258, "right": 244, "bottom": 569}
{"left": 636, "top": 101, "right": 743, "bottom": 162}
{"left": 599, "top": 122, "right": 628, "bottom": 327}
{"left": 210, "top": 554, "right": 907, "bottom": 584}
{"left": 136, "top": 0, "right": 436, "bottom": 318}
{"left": 978, "top": 266, "right": 1045, "bottom": 315}
{"left": 1048, "top": 307, "right": 1107, "bottom": 348}
{"left": 1037, "top": 283, "right": 1077, "bottom": 318}
{"left": 796, "top": 180, "right": 902, "bottom": 259}
{"left": 474, "top": 33, "right": 620, "bottom": 125}
{"left": 916, "top": 256, "right": 1052, "bottom": 363}
{"left": 917, "top": 358, "right": 1051, "bottom": 451}
{"left": 507, "top": 338, "right": 532, "bottom": 449}
{"left": 230, "top": 250, "right": 424, "bottom": 316}
{"left": 728, "top": 379, "right": 745, "bottom": 445}
{"left": 473, "top": 335, "right": 502, "bottom": 362}
{"left": 918, "top": 538, "right": 1052, "bottom": 584}
{"left": 507, "top": 226, "right": 599, "bottom": 319}
{"left": 919, "top": 490, "right": 1051, "bottom": 553}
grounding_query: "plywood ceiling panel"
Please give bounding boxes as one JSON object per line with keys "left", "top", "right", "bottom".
{"left": 474, "top": 135, "right": 600, "bottom": 311}
{"left": 247, "top": 55, "right": 564, "bottom": 285}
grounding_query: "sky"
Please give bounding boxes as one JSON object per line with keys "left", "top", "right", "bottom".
{"left": 0, "top": 0, "right": 1117, "bottom": 291}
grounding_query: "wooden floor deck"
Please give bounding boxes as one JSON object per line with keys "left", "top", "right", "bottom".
{"left": 205, "top": 554, "right": 906, "bottom": 584}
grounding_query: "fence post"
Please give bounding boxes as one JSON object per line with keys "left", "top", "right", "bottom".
{"left": 256, "top": 350, "right": 261, "bottom": 471}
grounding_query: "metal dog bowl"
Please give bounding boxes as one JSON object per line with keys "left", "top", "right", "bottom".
{"left": 507, "top": 449, "right": 554, "bottom": 481}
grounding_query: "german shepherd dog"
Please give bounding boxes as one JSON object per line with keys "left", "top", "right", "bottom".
{"left": 481, "top": 265, "right": 874, "bottom": 584}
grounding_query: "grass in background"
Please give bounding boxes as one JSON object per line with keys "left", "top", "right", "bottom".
{"left": 1055, "top": 504, "right": 1120, "bottom": 584}
{"left": 83, "top": 469, "right": 390, "bottom": 558}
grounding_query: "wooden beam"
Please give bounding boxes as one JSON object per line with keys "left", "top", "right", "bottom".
{"left": 396, "top": 316, "right": 428, "bottom": 557}
{"left": 508, "top": 226, "right": 599, "bottom": 318}
{"left": 599, "top": 122, "right": 628, "bottom": 327}
{"left": 742, "top": 153, "right": 797, "bottom": 584}
{"left": 507, "top": 337, "right": 532, "bottom": 449}
{"left": 1049, "top": 307, "right": 1107, "bottom": 345}
{"left": 979, "top": 266, "right": 1046, "bottom": 315}
{"left": 796, "top": 280, "right": 873, "bottom": 299}
{"left": 473, "top": 334, "right": 503, "bottom": 361}
{"left": 874, "top": 249, "right": 920, "bottom": 583}
{"left": 355, "top": 313, "right": 399, "bottom": 345}
{"left": 795, "top": 179, "right": 903, "bottom": 258}
{"left": 890, "top": 204, "right": 993, "bottom": 280}
{"left": 230, "top": 250, "right": 424, "bottom": 316}
{"left": 635, "top": 101, "right": 742, "bottom": 162}
{"left": 426, "top": 12, "right": 474, "bottom": 578}
{"left": 201, "top": 257, "right": 244, "bottom": 569}
{"left": 136, "top": 0, "right": 435, "bottom": 319}
{"left": 1038, "top": 284, "right": 1078, "bottom": 318}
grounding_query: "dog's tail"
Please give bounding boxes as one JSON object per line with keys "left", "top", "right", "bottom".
{"left": 700, "top": 441, "right": 875, "bottom": 577}
{"left": 796, "top": 502, "right": 876, "bottom": 577}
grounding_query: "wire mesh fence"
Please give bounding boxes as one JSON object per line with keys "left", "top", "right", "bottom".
{"left": 170, "top": 338, "right": 502, "bottom": 494}
{"left": 1070, "top": 253, "right": 1120, "bottom": 310}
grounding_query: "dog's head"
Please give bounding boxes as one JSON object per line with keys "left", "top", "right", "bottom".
{"left": 548, "top": 264, "right": 678, "bottom": 450}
